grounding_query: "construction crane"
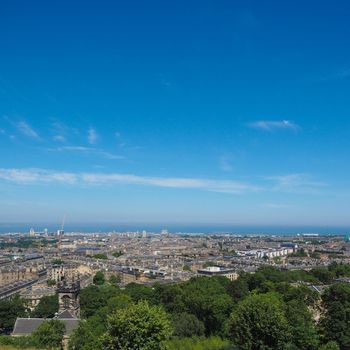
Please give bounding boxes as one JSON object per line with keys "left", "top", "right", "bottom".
{"left": 57, "top": 214, "right": 66, "bottom": 250}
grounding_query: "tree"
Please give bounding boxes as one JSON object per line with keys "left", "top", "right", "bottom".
{"left": 93, "top": 253, "right": 108, "bottom": 260}
{"left": 166, "top": 336, "right": 230, "bottom": 350}
{"left": 321, "top": 283, "right": 350, "bottom": 349}
{"left": 285, "top": 300, "right": 319, "bottom": 350}
{"left": 93, "top": 271, "right": 105, "bottom": 285}
{"left": 69, "top": 317, "right": 105, "bottom": 350}
{"left": 125, "top": 283, "right": 155, "bottom": 303}
{"left": 103, "top": 300, "right": 173, "bottom": 350}
{"left": 0, "top": 295, "right": 27, "bottom": 334}
{"left": 32, "top": 294, "right": 59, "bottom": 318}
{"left": 171, "top": 312, "right": 205, "bottom": 337}
{"left": 107, "top": 294, "right": 133, "bottom": 313}
{"left": 32, "top": 319, "right": 65, "bottom": 349}
{"left": 108, "top": 274, "right": 121, "bottom": 285}
{"left": 183, "top": 264, "right": 191, "bottom": 272}
{"left": 228, "top": 293, "right": 291, "bottom": 350}
{"left": 319, "top": 342, "right": 340, "bottom": 350}
{"left": 181, "top": 277, "right": 234, "bottom": 336}
{"left": 47, "top": 279, "right": 57, "bottom": 286}
{"left": 80, "top": 284, "right": 119, "bottom": 318}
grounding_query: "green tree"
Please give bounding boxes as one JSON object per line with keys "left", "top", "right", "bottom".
{"left": 321, "top": 283, "right": 350, "bottom": 349}
{"left": 181, "top": 277, "right": 234, "bottom": 336}
{"left": 183, "top": 264, "right": 191, "bottom": 272}
{"left": 319, "top": 342, "right": 340, "bottom": 350}
{"left": 47, "top": 279, "right": 57, "bottom": 286}
{"left": 285, "top": 300, "right": 319, "bottom": 350}
{"left": 93, "top": 271, "right": 106, "bottom": 285}
{"left": 0, "top": 295, "right": 27, "bottom": 334}
{"left": 32, "top": 319, "right": 65, "bottom": 349}
{"left": 103, "top": 300, "right": 173, "bottom": 350}
{"left": 93, "top": 253, "right": 108, "bottom": 260}
{"left": 166, "top": 336, "right": 230, "bottom": 350}
{"left": 109, "top": 274, "right": 121, "bottom": 285}
{"left": 228, "top": 293, "right": 291, "bottom": 350}
{"left": 171, "top": 312, "right": 205, "bottom": 338}
{"left": 32, "top": 294, "right": 59, "bottom": 318}
{"left": 107, "top": 294, "right": 133, "bottom": 313}
{"left": 125, "top": 283, "right": 155, "bottom": 303}
{"left": 69, "top": 316, "right": 106, "bottom": 350}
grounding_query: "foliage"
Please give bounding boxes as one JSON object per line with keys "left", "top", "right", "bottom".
{"left": 319, "top": 341, "right": 341, "bottom": 350}
{"left": 93, "top": 271, "right": 105, "bottom": 285}
{"left": 183, "top": 264, "right": 192, "bottom": 272}
{"left": 80, "top": 284, "right": 119, "bottom": 318}
{"left": 31, "top": 294, "right": 58, "bottom": 318}
{"left": 67, "top": 262, "right": 350, "bottom": 350}
{"left": 47, "top": 279, "right": 56, "bottom": 286}
{"left": 284, "top": 299, "right": 319, "bottom": 350}
{"left": 166, "top": 336, "right": 230, "bottom": 350}
{"left": 0, "top": 295, "right": 27, "bottom": 334}
{"left": 108, "top": 274, "right": 121, "bottom": 285}
{"left": 203, "top": 261, "right": 216, "bottom": 268}
{"left": 51, "top": 259, "right": 64, "bottom": 265}
{"left": 32, "top": 319, "right": 65, "bottom": 349}
{"left": 310, "top": 268, "right": 333, "bottom": 284}
{"left": 93, "top": 253, "right": 108, "bottom": 260}
{"left": 112, "top": 251, "right": 123, "bottom": 258}
{"left": 289, "top": 248, "right": 308, "bottom": 257}
{"left": 69, "top": 318, "right": 105, "bottom": 350}
{"left": 0, "top": 335, "right": 38, "bottom": 348}
{"left": 228, "top": 292, "right": 291, "bottom": 350}
{"left": 171, "top": 312, "right": 205, "bottom": 338}
{"left": 321, "top": 283, "right": 350, "bottom": 349}
{"left": 103, "top": 300, "right": 173, "bottom": 350}
{"left": 125, "top": 283, "right": 155, "bottom": 303}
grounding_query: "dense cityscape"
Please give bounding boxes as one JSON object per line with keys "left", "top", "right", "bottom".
{"left": 1, "top": 227, "right": 350, "bottom": 349}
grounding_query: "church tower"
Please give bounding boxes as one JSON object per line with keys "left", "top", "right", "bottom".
{"left": 57, "top": 276, "right": 80, "bottom": 318}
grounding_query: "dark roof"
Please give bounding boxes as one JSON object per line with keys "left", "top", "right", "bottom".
{"left": 58, "top": 310, "right": 76, "bottom": 319}
{"left": 12, "top": 318, "right": 79, "bottom": 336}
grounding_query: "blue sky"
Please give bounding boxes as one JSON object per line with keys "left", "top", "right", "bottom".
{"left": 0, "top": 0, "right": 350, "bottom": 228}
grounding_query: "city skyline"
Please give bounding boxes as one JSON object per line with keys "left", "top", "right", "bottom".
{"left": 1, "top": 0, "right": 350, "bottom": 226}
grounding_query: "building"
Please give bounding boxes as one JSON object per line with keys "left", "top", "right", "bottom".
{"left": 197, "top": 266, "right": 238, "bottom": 281}
{"left": 12, "top": 276, "right": 80, "bottom": 349}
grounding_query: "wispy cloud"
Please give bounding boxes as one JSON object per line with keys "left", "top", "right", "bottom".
{"left": 51, "top": 146, "right": 123, "bottom": 160}
{"left": 0, "top": 168, "right": 260, "bottom": 194}
{"left": 248, "top": 120, "right": 300, "bottom": 131}
{"left": 51, "top": 121, "right": 72, "bottom": 142}
{"left": 15, "top": 121, "right": 39, "bottom": 139}
{"left": 88, "top": 127, "right": 98, "bottom": 144}
{"left": 265, "top": 173, "right": 326, "bottom": 193}
{"left": 0, "top": 168, "right": 76, "bottom": 184}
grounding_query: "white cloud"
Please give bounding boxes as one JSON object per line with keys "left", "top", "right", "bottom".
{"left": 15, "top": 121, "right": 39, "bottom": 139}
{"left": 52, "top": 146, "right": 123, "bottom": 160}
{"left": 0, "top": 168, "right": 259, "bottom": 194}
{"left": 0, "top": 168, "right": 76, "bottom": 184}
{"left": 248, "top": 120, "right": 300, "bottom": 131}
{"left": 265, "top": 173, "right": 326, "bottom": 193}
{"left": 88, "top": 127, "right": 98, "bottom": 144}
